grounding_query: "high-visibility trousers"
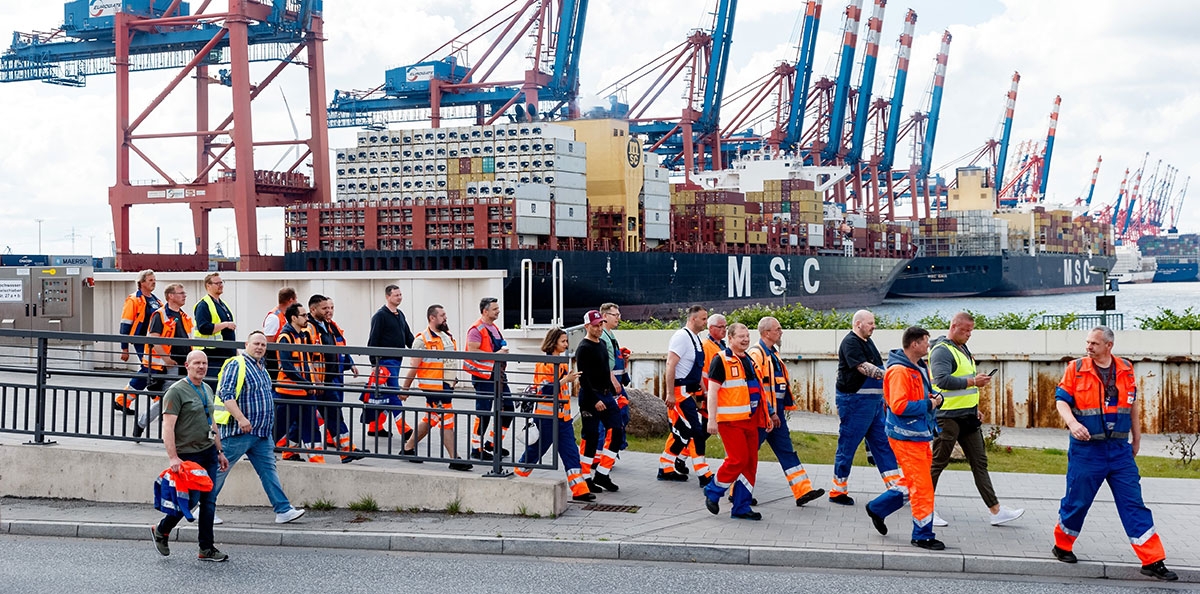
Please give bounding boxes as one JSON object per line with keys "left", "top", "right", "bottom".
{"left": 831, "top": 391, "right": 900, "bottom": 497}
{"left": 659, "top": 389, "right": 707, "bottom": 476}
{"left": 704, "top": 418, "right": 759, "bottom": 517}
{"left": 1054, "top": 439, "right": 1166, "bottom": 566}
{"left": 515, "top": 414, "right": 589, "bottom": 498}
{"left": 759, "top": 412, "right": 815, "bottom": 501}
{"left": 867, "top": 438, "right": 935, "bottom": 541}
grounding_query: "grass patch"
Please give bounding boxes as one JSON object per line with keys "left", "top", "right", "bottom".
{"left": 516, "top": 504, "right": 541, "bottom": 519}
{"left": 622, "top": 430, "right": 1200, "bottom": 479}
{"left": 307, "top": 498, "right": 336, "bottom": 511}
{"left": 348, "top": 495, "right": 380, "bottom": 512}
{"left": 446, "top": 498, "right": 463, "bottom": 515}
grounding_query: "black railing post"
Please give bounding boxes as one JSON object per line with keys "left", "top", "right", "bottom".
{"left": 485, "top": 360, "right": 508, "bottom": 477}
{"left": 26, "top": 337, "right": 55, "bottom": 446}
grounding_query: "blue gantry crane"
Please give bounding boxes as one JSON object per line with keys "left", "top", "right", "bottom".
{"left": 326, "top": 0, "right": 589, "bottom": 128}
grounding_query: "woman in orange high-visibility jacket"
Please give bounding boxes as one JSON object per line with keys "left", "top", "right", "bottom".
{"left": 864, "top": 326, "right": 947, "bottom": 551}
{"left": 702, "top": 323, "right": 773, "bottom": 521}
{"left": 514, "top": 327, "right": 594, "bottom": 501}
{"left": 1050, "top": 327, "right": 1177, "bottom": 581}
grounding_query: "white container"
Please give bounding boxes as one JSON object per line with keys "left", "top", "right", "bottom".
{"left": 556, "top": 220, "right": 587, "bottom": 238}
{"left": 552, "top": 154, "right": 587, "bottom": 174}
{"left": 550, "top": 171, "right": 587, "bottom": 190}
{"left": 516, "top": 214, "right": 551, "bottom": 235}
{"left": 555, "top": 201, "right": 586, "bottom": 222}
{"left": 514, "top": 183, "right": 552, "bottom": 201}
{"left": 552, "top": 187, "right": 587, "bottom": 205}
{"left": 644, "top": 221, "right": 670, "bottom": 240}
{"left": 538, "top": 123, "right": 575, "bottom": 140}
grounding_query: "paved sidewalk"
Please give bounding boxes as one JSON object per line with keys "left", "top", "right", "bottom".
{"left": 3, "top": 440, "right": 1198, "bottom": 583}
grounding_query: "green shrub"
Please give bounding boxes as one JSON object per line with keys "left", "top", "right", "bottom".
{"left": 1137, "top": 307, "right": 1200, "bottom": 330}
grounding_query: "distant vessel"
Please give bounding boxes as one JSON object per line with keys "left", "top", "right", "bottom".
{"left": 1139, "top": 234, "right": 1200, "bottom": 282}
{"left": 888, "top": 167, "right": 1115, "bottom": 298}
{"left": 1112, "top": 244, "right": 1156, "bottom": 284}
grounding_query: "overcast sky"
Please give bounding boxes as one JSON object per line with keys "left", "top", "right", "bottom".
{"left": 0, "top": 0, "right": 1196, "bottom": 257}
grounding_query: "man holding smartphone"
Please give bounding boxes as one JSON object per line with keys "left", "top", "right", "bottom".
{"left": 928, "top": 312, "right": 1023, "bottom": 527}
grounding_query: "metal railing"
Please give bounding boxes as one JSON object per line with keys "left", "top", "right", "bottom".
{"left": 0, "top": 329, "right": 570, "bottom": 478}
{"left": 1040, "top": 313, "right": 1125, "bottom": 331}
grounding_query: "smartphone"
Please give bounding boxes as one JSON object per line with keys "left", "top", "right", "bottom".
{"left": 987, "top": 369, "right": 998, "bottom": 377}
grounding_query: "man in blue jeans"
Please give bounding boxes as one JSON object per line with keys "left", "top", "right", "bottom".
{"left": 211, "top": 331, "right": 306, "bottom": 524}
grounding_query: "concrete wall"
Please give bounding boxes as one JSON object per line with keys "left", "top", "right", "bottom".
{"left": 613, "top": 329, "right": 1200, "bottom": 434}
{"left": 0, "top": 436, "right": 566, "bottom": 516}
{"left": 91, "top": 270, "right": 505, "bottom": 367}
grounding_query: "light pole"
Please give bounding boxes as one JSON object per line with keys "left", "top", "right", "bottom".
{"left": 34, "top": 218, "right": 43, "bottom": 253}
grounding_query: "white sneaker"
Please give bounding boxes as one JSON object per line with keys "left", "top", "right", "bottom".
{"left": 990, "top": 506, "right": 1024, "bottom": 526}
{"left": 213, "top": 515, "right": 224, "bottom": 526}
{"left": 932, "top": 510, "right": 949, "bottom": 527}
{"left": 275, "top": 507, "right": 306, "bottom": 524}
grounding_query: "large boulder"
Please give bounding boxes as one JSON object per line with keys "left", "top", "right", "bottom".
{"left": 625, "top": 388, "right": 670, "bottom": 438}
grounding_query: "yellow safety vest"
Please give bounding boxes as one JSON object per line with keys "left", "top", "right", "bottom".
{"left": 212, "top": 355, "right": 247, "bottom": 425}
{"left": 929, "top": 341, "right": 979, "bottom": 411}
{"left": 194, "top": 295, "right": 233, "bottom": 348}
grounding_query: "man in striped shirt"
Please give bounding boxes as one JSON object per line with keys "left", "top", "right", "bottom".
{"left": 210, "top": 331, "right": 305, "bottom": 524}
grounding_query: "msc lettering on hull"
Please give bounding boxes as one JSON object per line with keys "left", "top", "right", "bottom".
{"left": 1063, "top": 259, "right": 1093, "bottom": 286}
{"left": 728, "top": 256, "right": 821, "bottom": 298}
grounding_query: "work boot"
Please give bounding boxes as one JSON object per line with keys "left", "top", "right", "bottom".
{"left": 829, "top": 494, "right": 855, "bottom": 506}
{"left": 697, "top": 474, "right": 713, "bottom": 488}
{"left": 727, "top": 495, "right": 758, "bottom": 506}
{"left": 704, "top": 496, "right": 719, "bottom": 515}
{"left": 866, "top": 503, "right": 888, "bottom": 535}
{"left": 132, "top": 422, "right": 145, "bottom": 440}
{"left": 731, "top": 511, "right": 763, "bottom": 521}
{"left": 281, "top": 451, "right": 304, "bottom": 462}
{"left": 448, "top": 460, "right": 474, "bottom": 472}
{"left": 656, "top": 469, "right": 688, "bottom": 482}
{"left": 1052, "top": 546, "right": 1077, "bottom": 564}
{"left": 796, "top": 488, "right": 825, "bottom": 507}
{"left": 911, "top": 538, "right": 945, "bottom": 551}
{"left": 1140, "top": 560, "right": 1178, "bottom": 581}
{"left": 673, "top": 458, "right": 690, "bottom": 476}
{"left": 592, "top": 474, "right": 619, "bottom": 492}
{"left": 586, "top": 479, "right": 603, "bottom": 494}
{"left": 469, "top": 448, "right": 493, "bottom": 461}
{"left": 572, "top": 492, "right": 597, "bottom": 503}
{"left": 340, "top": 447, "right": 368, "bottom": 464}
{"left": 367, "top": 428, "right": 391, "bottom": 437}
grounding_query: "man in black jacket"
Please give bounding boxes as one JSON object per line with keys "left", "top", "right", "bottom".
{"left": 364, "top": 284, "right": 414, "bottom": 438}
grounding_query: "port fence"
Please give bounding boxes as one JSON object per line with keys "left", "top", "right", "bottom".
{"left": 1040, "top": 313, "right": 1125, "bottom": 331}
{"left": 0, "top": 329, "right": 571, "bottom": 477}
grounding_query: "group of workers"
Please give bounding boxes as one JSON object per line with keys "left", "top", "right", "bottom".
{"left": 124, "top": 273, "right": 1178, "bottom": 580}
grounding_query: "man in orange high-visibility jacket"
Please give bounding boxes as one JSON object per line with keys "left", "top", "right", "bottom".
{"left": 115, "top": 269, "right": 161, "bottom": 414}
{"left": 464, "top": 297, "right": 514, "bottom": 461}
{"left": 1050, "top": 326, "right": 1178, "bottom": 581}
{"left": 306, "top": 294, "right": 367, "bottom": 464}
{"left": 749, "top": 316, "right": 825, "bottom": 507}
{"left": 864, "top": 326, "right": 946, "bottom": 551}
{"left": 702, "top": 323, "right": 772, "bottom": 521}
{"left": 401, "top": 304, "right": 473, "bottom": 471}
{"left": 275, "top": 303, "right": 324, "bottom": 464}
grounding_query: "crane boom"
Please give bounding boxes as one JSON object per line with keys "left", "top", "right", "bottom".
{"left": 994, "top": 72, "right": 1020, "bottom": 193}
{"left": 783, "top": 0, "right": 823, "bottom": 152}
{"left": 918, "top": 30, "right": 951, "bottom": 179}
{"left": 880, "top": 8, "right": 916, "bottom": 171}
{"left": 847, "top": 0, "right": 886, "bottom": 164}
{"left": 1038, "top": 95, "right": 1061, "bottom": 197}
{"left": 821, "top": 0, "right": 863, "bottom": 162}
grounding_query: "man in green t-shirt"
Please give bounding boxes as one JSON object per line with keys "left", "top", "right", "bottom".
{"left": 150, "top": 350, "right": 230, "bottom": 562}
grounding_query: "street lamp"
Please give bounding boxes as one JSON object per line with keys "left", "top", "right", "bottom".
{"left": 34, "top": 218, "right": 43, "bottom": 253}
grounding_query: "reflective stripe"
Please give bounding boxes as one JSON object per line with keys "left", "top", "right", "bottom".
{"left": 1130, "top": 527, "right": 1157, "bottom": 546}
{"left": 856, "top": 388, "right": 883, "bottom": 395}
{"left": 194, "top": 295, "right": 232, "bottom": 345}
{"left": 914, "top": 513, "right": 934, "bottom": 527}
{"left": 1109, "top": 431, "right": 1129, "bottom": 439}
{"left": 940, "top": 388, "right": 975, "bottom": 397}
{"left": 722, "top": 378, "right": 747, "bottom": 389}
{"left": 1057, "top": 522, "right": 1080, "bottom": 538}
{"left": 1072, "top": 407, "right": 1103, "bottom": 417}
{"left": 717, "top": 404, "right": 751, "bottom": 415}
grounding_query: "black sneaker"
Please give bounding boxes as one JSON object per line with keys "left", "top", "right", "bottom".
{"left": 704, "top": 496, "right": 719, "bottom": 515}
{"left": 150, "top": 526, "right": 169, "bottom": 556}
{"left": 586, "top": 479, "right": 604, "bottom": 494}
{"left": 911, "top": 538, "right": 945, "bottom": 551}
{"left": 673, "top": 458, "right": 690, "bottom": 475}
{"left": 656, "top": 469, "right": 688, "bottom": 482}
{"left": 114, "top": 400, "right": 136, "bottom": 415}
{"left": 198, "top": 547, "right": 229, "bottom": 562}
{"left": 796, "top": 488, "right": 825, "bottom": 507}
{"left": 572, "top": 492, "right": 597, "bottom": 502}
{"left": 829, "top": 493, "right": 856, "bottom": 506}
{"left": 367, "top": 428, "right": 391, "bottom": 437}
{"left": 697, "top": 474, "right": 713, "bottom": 488}
{"left": 132, "top": 422, "right": 145, "bottom": 439}
{"left": 1140, "top": 560, "right": 1178, "bottom": 581}
{"left": 402, "top": 448, "right": 424, "bottom": 463}
{"left": 592, "top": 474, "right": 619, "bottom": 492}
{"left": 448, "top": 461, "right": 474, "bottom": 471}
{"left": 469, "top": 448, "right": 493, "bottom": 461}
{"left": 732, "top": 511, "right": 763, "bottom": 521}
{"left": 1051, "top": 546, "right": 1077, "bottom": 564}
{"left": 340, "top": 448, "right": 368, "bottom": 464}
{"left": 484, "top": 444, "right": 510, "bottom": 458}
{"left": 866, "top": 503, "right": 888, "bottom": 535}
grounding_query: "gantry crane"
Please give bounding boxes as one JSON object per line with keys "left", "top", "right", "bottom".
{"left": 327, "top": 0, "right": 589, "bottom": 128}
{"left": 2, "top": 0, "right": 329, "bottom": 271}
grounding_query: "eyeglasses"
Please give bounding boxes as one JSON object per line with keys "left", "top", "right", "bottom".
{"left": 207, "top": 281, "right": 224, "bottom": 286}
{"left": 605, "top": 312, "right": 620, "bottom": 317}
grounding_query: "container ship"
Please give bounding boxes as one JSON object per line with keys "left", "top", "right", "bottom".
{"left": 888, "top": 167, "right": 1116, "bottom": 298}
{"left": 1138, "top": 234, "right": 1200, "bottom": 282}
{"left": 1112, "top": 243, "right": 1156, "bottom": 284}
{"left": 283, "top": 119, "right": 912, "bottom": 322}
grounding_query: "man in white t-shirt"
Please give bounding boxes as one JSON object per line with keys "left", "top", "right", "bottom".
{"left": 657, "top": 305, "right": 709, "bottom": 482}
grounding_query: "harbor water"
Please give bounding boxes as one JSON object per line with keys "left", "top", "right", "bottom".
{"left": 871, "top": 282, "right": 1200, "bottom": 328}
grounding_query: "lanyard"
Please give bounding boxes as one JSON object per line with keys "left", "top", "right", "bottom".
{"left": 188, "top": 380, "right": 212, "bottom": 426}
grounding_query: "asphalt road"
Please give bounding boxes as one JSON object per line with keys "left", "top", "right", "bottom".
{"left": 0, "top": 535, "right": 1191, "bottom": 594}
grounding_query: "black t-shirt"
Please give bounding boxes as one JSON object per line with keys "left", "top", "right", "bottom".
{"left": 837, "top": 331, "right": 882, "bottom": 393}
{"left": 575, "top": 337, "right": 612, "bottom": 412}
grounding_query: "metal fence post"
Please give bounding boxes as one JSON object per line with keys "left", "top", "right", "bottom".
{"left": 26, "top": 337, "right": 55, "bottom": 446}
{"left": 485, "top": 360, "right": 508, "bottom": 477}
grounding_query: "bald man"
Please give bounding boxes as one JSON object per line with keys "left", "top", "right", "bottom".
{"left": 830, "top": 310, "right": 901, "bottom": 505}
{"left": 748, "top": 316, "right": 824, "bottom": 507}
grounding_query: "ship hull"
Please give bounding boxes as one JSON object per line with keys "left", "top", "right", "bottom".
{"left": 1152, "top": 258, "right": 1200, "bottom": 282}
{"left": 888, "top": 253, "right": 1117, "bottom": 298}
{"left": 285, "top": 250, "right": 909, "bottom": 321}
